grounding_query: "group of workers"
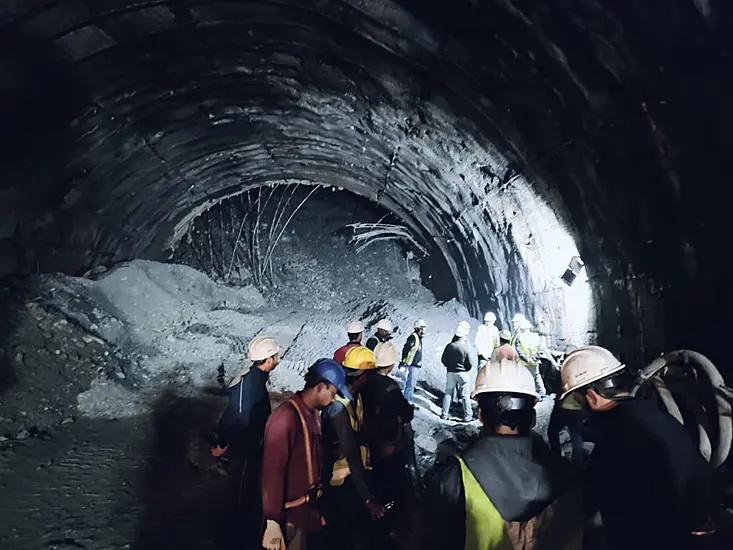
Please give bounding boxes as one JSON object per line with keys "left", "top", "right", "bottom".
{"left": 439, "top": 311, "right": 552, "bottom": 423}
{"left": 212, "top": 315, "right": 721, "bottom": 550}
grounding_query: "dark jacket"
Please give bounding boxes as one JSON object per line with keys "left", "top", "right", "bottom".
{"left": 401, "top": 332, "right": 423, "bottom": 368}
{"left": 217, "top": 366, "right": 271, "bottom": 454}
{"left": 587, "top": 398, "right": 715, "bottom": 550}
{"left": 365, "top": 332, "right": 390, "bottom": 351}
{"left": 360, "top": 374, "right": 414, "bottom": 458}
{"left": 423, "top": 433, "right": 583, "bottom": 550}
{"left": 441, "top": 336, "right": 478, "bottom": 373}
{"left": 321, "top": 399, "right": 372, "bottom": 503}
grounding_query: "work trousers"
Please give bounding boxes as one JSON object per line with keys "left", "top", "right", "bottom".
{"left": 548, "top": 405, "right": 585, "bottom": 469}
{"left": 321, "top": 476, "right": 381, "bottom": 550}
{"left": 371, "top": 450, "right": 418, "bottom": 550}
{"left": 403, "top": 366, "right": 419, "bottom": 405}
{"left": 223, "top": 450, "right": 263, "bottom": 550}
{"left": 442, "top": 372, "right": 471, "bottom": 420}
{"left": 527, "top": 363, "right": 547, "bottom": 397}
{"left": 285, "top": 523, "right": 326, "bottom": 550}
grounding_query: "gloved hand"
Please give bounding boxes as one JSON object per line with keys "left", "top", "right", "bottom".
{"left": 211, "top": 444, "right": 228, "bottom": 457}
{"left": 366, "top": 497, "right": 386, "bottom": 520}
{"left": 262, "top": 520, "right": 284, "bottom": 550}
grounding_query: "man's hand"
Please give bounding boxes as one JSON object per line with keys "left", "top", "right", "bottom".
{"left": 211, "top": 444, "right": 228, "bottom": 457}
{"left": 366, "top": 497, "right": 386, "bottom": 520}
{"left": 262, "top": 520, "right": 284, "bottom": 550}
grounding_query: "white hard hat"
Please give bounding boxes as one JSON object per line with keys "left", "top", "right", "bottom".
{"left": 455, "top": 321, "right": 471, "bottom": 338}
{"left": 248, "top": 335, "right": 280, "bottom": 362}
{"left": 512, "top": 313, "right": 526, "bottom": 323}
{"left": 499, "top": 329, "right": 512, "bottom": 340}
{"left": 472, "top": 359, "right": 539, "bottom": 400}
{"left": 484, "top": 312, "right": 497, "bottom": 323}
{"left": 560, "top": 345, "right": 626, "bottom": 400}
{"left": 346, "top": 320, "right": 365, "bottom": 333}
{"left": 414, "top": 319, "right": 427, "bottom": 329}
{"left": 373, "top": 342, "right": 398, "bottom": 367}
{"left": 376, "top": 319, "right": 393, "bottom": 332}
{"left": 519, "top": 319, "right": 532, "bottom": 330}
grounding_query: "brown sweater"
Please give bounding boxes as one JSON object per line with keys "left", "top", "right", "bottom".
{"left": 261, "top": 393, "right": 323, "bottom": 532}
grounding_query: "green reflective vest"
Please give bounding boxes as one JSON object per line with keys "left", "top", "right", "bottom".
{"left": 458, "top": 456, "right": 584, "bottom": 550}
{"left": 458, "top": 457, "right": 513, "bottom": 550}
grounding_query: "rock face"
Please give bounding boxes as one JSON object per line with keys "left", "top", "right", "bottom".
{"left": 3, "top": 1, "right": 732, "bottom": 372}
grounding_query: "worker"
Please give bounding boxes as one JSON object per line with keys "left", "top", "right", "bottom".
{"left": 490, "top": 330, "right": 518, "bottom": 361}
{"left": 475, "top": 312, "right": 500, "bottom": 369}
{"left": 440, "top": 321, "right": 478, "bottom": 422}
{"left": 362, "top": 342, "right": 418, "bottom": 549}
{"left": 509, "top": 313, "right": 526, "bottom": 345}
{"left": 423, "top": 358, "right": 584, "bottom": 550}
{"left": 261, "top": 359, "right": 352, "bottom": 550}
{"left": 334, "top": 320, "right": 364, "bottom": 365}
{"left": 212, "top": 335, "right": 280, "bottom": 549}
{"left": 514, "top": 318, "right": 547, "bottom": 398}
{"left": 560, "top": 346, "right": 717, "bottom": 550}
{"left": 401, "top": 319, "right": 426, "bottom": 405}
{"left": 535, "top": 316, "right": 559, "bottom": 370}
{"left": 365, "top": 318, "right": 393, "bottom": 351}
{"left": 547, "top": 345, "right": 584, "bottom": 468}
{"left": 321, "top": 346, "right": 385, "bottom": 550}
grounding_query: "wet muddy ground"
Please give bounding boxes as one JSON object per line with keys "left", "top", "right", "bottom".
{"left": 0, "top": 392, "right": 229, "bottom": 550}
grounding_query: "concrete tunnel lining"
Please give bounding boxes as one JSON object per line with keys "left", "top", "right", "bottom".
{"left": 2, "top": 0, "right": 732, "bottom": 368}
{"left": 0, "top": 0, "right": 596, "bottom": 345}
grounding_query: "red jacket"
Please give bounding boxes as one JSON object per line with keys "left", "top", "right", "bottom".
{"left": 333, "top": 342, "right": 360, "bottom": 365}
{"left": 261, "top": 393, "right": 323, "bottom": 532}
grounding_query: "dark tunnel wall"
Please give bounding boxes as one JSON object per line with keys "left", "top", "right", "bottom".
{"left": 1, "top": 0, "right": 732, "bottom": 371}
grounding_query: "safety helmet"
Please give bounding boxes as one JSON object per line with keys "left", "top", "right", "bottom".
{"left": 373, "top": 342, "right": 398, "bottom": 367}
{"left": 414, "top": 319, "right": 427, "bottom": 329}
{"left": 455, "top": 321, "right": 471, "bottom": 338}
{"left": 376, "top": 319, "right": 393, "bottom": 332}
{"left": 309, "top": 358, "right": 353, "bottom": 401}
{"left": 472, "top": 359, "right": 539, "bottom": 401}
{"left": 248, "top": 336, "right": 280, "bottom": 362}
{"left": 343, "top": 345, "right": 378, "bottom": 371}
{"left": 560, "top": 345, "right": 626, "bottom": 400}
{"left": 484, "top": 312, "right": 497, "bottom": 323}
{"left": 512, "top": 313, "right": 526, "bottom": 323}
{"left": 519, "top": 319, "right": 532, "bottom": 330}
{"left": 346, "top": 320, "right": 365, "bottom": 334}
{"left": 499, "top": 329, "right": 512, "bottom": 341}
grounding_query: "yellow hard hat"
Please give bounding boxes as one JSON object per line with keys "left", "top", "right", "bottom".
{"left": 343, "top": 345, "right": 377, "bottom": 370}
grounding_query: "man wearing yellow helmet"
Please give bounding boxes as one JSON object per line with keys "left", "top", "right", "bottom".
{"left": 321, "top": 345, "right": 385, "bottom": 549}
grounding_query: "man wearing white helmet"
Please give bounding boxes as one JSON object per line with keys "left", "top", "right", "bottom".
{"left": 423, "top": 359, "right": 583, "bottom": 550}
{"left": 509, "top": 313, "right": 526, "bottom": 344}
{"left": 212, "top": 335, "right": 281, "bottom": 549}
{"left": 560, "top": 346, "right": 715, "bottom": 550}
{"left": 514, "top": 318, "right": 547, "bottom": 398}
{"left": 440, "top": 321, "right": 478, "bottom": 422}
{"left": 400, "top": 319, "right": 426, "bottom": 405}
{"left": 361, "top": 342, "right": 417, "bottom": 546}
{"left": 475, "top": 312, "right": 500, "bottom": 369}
{"left": 334, "top": 320, "right": 364, "bottom": 365}
{"left": 365, "top": 318, "right": 393, "bottom": 351}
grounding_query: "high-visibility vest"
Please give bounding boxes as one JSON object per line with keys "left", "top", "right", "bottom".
{"left": 516, "top": 331, "right": 540, "bottom": 366}
{"left": 458, "top": 456, "right": 583, "bottom": 550}
{"left": 330, "top": 394, "right": 371, "bottom": 486}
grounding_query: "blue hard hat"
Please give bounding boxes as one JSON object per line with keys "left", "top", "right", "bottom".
{"left": 309, "top": 358, "right": 353, "bottom": 401}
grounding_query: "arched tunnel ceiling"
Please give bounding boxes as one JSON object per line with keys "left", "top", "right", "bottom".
{"left": 1, "top": 0, "right": 732, "bottom": 366}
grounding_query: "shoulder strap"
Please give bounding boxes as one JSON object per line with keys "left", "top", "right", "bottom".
{"left": 286, "top": 399, "right": 315, "bottom": 488}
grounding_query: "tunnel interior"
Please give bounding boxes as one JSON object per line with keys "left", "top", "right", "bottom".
{"left": 1, "top": 0, "right": 733, "bottom": 547}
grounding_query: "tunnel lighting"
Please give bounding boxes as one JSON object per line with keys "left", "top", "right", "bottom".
{"left": 561, "top": 255, "right": 585, "bottom": 287}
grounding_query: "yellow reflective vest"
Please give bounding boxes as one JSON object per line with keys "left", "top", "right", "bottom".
{"left": 330, "top": 394, "right": 371, "bottom": 486}
{"left": 458, "top": 456, "right": 583, "bottom": 550}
